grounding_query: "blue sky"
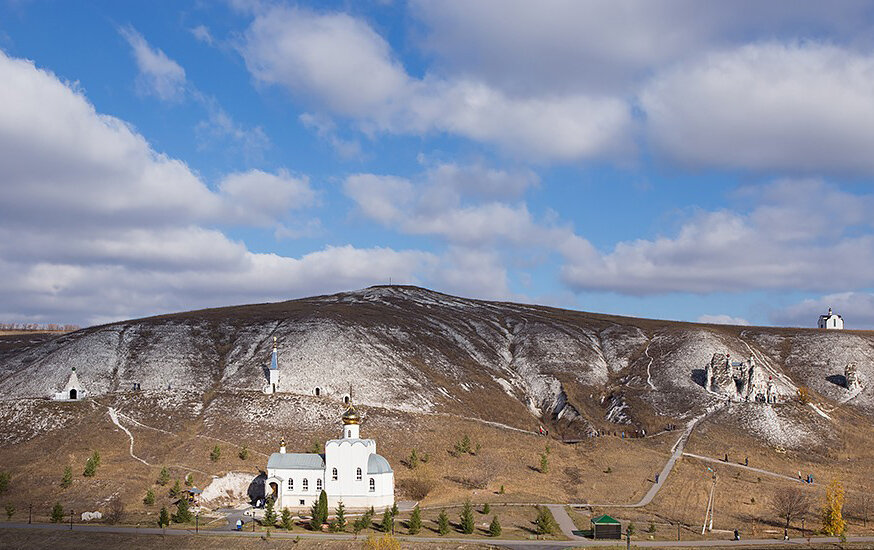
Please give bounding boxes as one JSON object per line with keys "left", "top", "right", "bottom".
{"left": 2, "top": 1, "right": 874, "bottom": 328}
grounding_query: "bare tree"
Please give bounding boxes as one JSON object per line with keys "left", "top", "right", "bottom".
{"left": 105, "top": 497, "right": 125, "bottom": 525}
{"left": 771, "top": 486, "right": 810, "bottom": 530}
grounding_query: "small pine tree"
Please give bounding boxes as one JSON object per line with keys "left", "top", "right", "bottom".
{"left": 209, "top": 445, "right": 221, "bottom": 462}
{"left": 421, "top": 452, "right": 429, "bottom": 464}
{"left": 822, "top": 479, "right": 847, "bottom": 536}
{"left": 61, "top": 466, "right": 72, "bottom": 489}
{"left": 627, "top": 522, "right": 636, "bottom": 536}
{"left": 281, "top": 507, "right": 293, "bottom": 530}
{"left": 0, "top": 472, "right": 8, "bottom": 494}
{"left": 5, "top": 503, "right": 15, "bottom": 520}
{"left": 83, "top": 451, "right": 100, "bottom": 477}
{"left": 391, "top": 501, "right": 399, "bottom": 518}
{"left": 158, "top": 506, "right": 170, "bottom": 528}
{"left": 460, "top": 499, "right": 475, "bottom": 534}
{"left": 381, "top": 507, "right": 394, "bottom": 533}
{"left": 535, "top": 506, "right": 557, "bottom": 535}
{"left": 318, "top": 490, "right": 329, "bottom": 525}
{"left": 352, "top": 516, "right": 366, "bottom": 535}
{"left": 482, "top": 502, "right": 491, "bottom": 515}
{"left": 461, "top": 434, "right": 471, "bottom": 454}
{"left": 239, "top": 445, "right": 249, "bottom": 460}
{"left": 169, "top": 479, "right": 182, "bottom": 498}
{"left": 157, "top": 466, "right": 170, "bottom": 486}
{"left": 437, "top": 509, "right": 449, "bottom": 535}
{"left": 173, "top": 498, "right": 193, "bottom": 523}
{"left": 474, "top": 442, "right": 481, "bottom": 455}
{"left": 539, "top": 452, "right": 549, "bottom": 473}
{"left": 50, "top": 502, "right": 64, "bottom": 523}
{"left": 143, "top": 489, "right": 155, "bottom": 506}
{"left": 408, "top": 505, "right": 422, "bottom": 535}
{"left": 499, "top": 484, "right": 505, "bottom": 495}
{"left": 409, "top": 449, "right": 419, "bottom": 469}
{"left": 184, "top": 473, "right": 193, "bottom": 487}
{"left": 489, "top": 515, "right": 502, "bottom": 537}
{"left": 264, "top": 496, "right": 277, "bottom": 526}
{"left": 334, "top": 501, "right": 346, "bottom": 532}
{"left": 648, "top": 520, "right": 656, "bottom": 533}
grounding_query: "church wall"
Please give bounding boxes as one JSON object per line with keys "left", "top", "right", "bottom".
{"left": 324, "top": 439, "right": 376, "bottom": 500}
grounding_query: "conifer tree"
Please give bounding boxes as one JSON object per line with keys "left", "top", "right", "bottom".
{"left": 83, "top": 451, "right": 100, "bottom": 477}
{"left": 143, "top": 489, "right": 155, "bottom": 506}
{"left": 408, "top": 449, "right": 419, "bottom": 469}
{"left": 158, "top": 506, "right": 170, "bottom": 528}
{"left": 5, "top": 503, "right": 15, "bottom": 521}
{"left": 263, "top": 496, "right": 277, "bottom": 526}
{"left": 239, "top": 445, "right": 250, "bottom": 460}
{"left": 184, "top": 473, "right": 193, "bottom": 487}
{"left": 169, "top": 479, "right": 182, "bottom": 498}
{"left": 157, "top": 466, "right": 170, "bottom": 486}
{"left": 408, "top": 504, "right": 422, "bottom": 535}
{"left": 173, "top": 498, "right": 193, "bottom": 523}
{"left": 319, "top": 490, "right": 329, "bottom": 524}
{"left": 535, "top": 506, "right": 557, "bottom": 535}
{"left": 50, "top": 502, "right": 64, "bottom": 523}
{"left": 209, "top": 445, "right": 221, "bottom": 462}
{"left": 822, "top": 479, "right": 847, "bottom": 536}
{"left": 61, "top": 466, "right": 72, "bottom": 489}
{"left": 437, "top": 509, "right": 449, "bottom": 535}
{"left": 381, "top": 506, "right": 394, "bottom": 533}
{"left": 0, "top": 472, "right": 8, "bottom": 494}
{"left": 391, "top": 501, "right": 399, "bottom": 517}
{"left": 482, "top": 502, "right": 491, "bottom": 515}
{"left": 281, "top": 507, "right": 293, "bottom": 530}
{"left": 489, "top": 515, "right": 502, "bottom": 537}
{"left": 539, "top": 452, "right": 549, "bottom": 473}
{"left": 334, "top": 501, "right": 346, "bottom": 531}
{"left": 460, "top": 499, "right": 475, "bottom": 534}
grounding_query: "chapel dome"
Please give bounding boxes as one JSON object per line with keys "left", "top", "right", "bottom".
{"left": 342, "top": 405, "right": 360, "bottom": 425}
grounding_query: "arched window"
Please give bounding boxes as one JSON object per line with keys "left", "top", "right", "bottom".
{"left": 369, "top": 478, "right": 375, "bottom": 492}
{"left": 332, "top": 468, "right": 338, "bottom": 481}
{"left": 315, "top": 387, "right": 321, "bottom": 396}
{"left": 302, "top": 478, "right": 308, "bottom": 492}
{"left": 316, "top": 478, "right": 323, "bottom": 491}
{"left": 356, "top": 467, "right": 362, "bottom": 481}
{"left": 344, "top": 395, "right": 350, "bottom": 404}
{"left": 287, "top": 478, "right": 293, "bottom": 491}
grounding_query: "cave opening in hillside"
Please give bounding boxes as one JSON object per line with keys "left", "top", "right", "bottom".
{"left": 344, "top": 395, "right": 349, "bottom": 404}
{"left": 69, "top": 389, "right": 77, "bottom": 400}
{"left": 315, "top": 387, "right": 320, "bottom": 397}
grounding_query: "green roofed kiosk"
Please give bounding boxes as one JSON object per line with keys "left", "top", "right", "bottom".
{"left": 591, "top": 514, "right": 622, "bottom": 539}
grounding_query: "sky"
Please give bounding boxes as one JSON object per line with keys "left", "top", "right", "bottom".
{"left": 2, "top": 1, "right": 874, "bottom": 328}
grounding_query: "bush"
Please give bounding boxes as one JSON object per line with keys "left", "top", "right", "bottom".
{"left": 50, "top": 502, "right": 64, "bottom": 523}
{"left": 397, "top": 476, "right": 435, "bottom": 500}
{"left": 61, "top": 466, "right": 72, "bottom": 489}
{"left": 105, "top": 497, "right": 124, "bottom": 525}
{"left": 157, "top": 466, "right": 170, "bottom": 486}
{"left": 797, "top": 386, "right": 811, "bottom": 404}
{"left": 169, "top": 479, "right": 182, "bottom": 498}
{"left": 281, "top": 506, "right": 293, "bottom": 530}
{"left": 499, "top": 485, "right": 505, "bottom": 495}
{"left": 184, "top": 473, "right": 193, "bottom": 487}
{"left": 5, "top": 503, "right": 14, "bottom": 520}
{"left": 158, "top": 506, "right": 170, "bottom": 528}
{"left": 143, "top": 489, "right": 155, "bottom": 506}
{"left": 489, "top": 515, "right": 502, "bottom": 537}
{"left": 408, "top": 449, "right": 419, "bottom": 469}
{"left": 172, "top": 498, "right": 193, "bottom": 523}
{"left": 627, "top": 522, "right": 636, "bottom": 536}
{"left": 482, "top": 502, "right": 491, "bottom": 515}
{"left": 83, "top": 451, "right": 100, "bottom": 477}
{"left": 535, "top": 506, "right": 558, "bottom": 535}
{"left": 209, "top": 445, "right": 221, "bottom": 462}
{"left": 437, "top": 509, "right": 449, "bottom": 535}
{"left": 647, "top": 520, "right": 656, "bottom": 533}
{"left": 408, "top": 505, "right": 421, "bottom": 534}
{"left": 363, "top": 534, "right": 401, "bottom": 550}
{"left": 540, "top": 453, "right": 549, "bottom": 474}
{"left": 239, "top": 446, "right": 250, "bottom": 461}
{"left": 460, "top": 500, "right": 475, "bottom": 534}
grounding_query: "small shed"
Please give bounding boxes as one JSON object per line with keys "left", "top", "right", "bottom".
{"left": 186, "top": 487, "right": 203, "bottom": 505}
{"left": 591, "top": 514, "right": 622, "bottom": 539}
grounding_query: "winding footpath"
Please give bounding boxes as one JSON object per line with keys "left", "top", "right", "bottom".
{"left": 107, "top": 407, "right": 150, "bottom": 467}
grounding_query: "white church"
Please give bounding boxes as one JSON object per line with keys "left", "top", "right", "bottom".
{"left": 52, "top": 367, "right": 87, "bottom": 401}
{"left": 265, "top": 403, "right": 394, "bottom": 510}
{"left": 818, "top": 307, "right": 844, "bottom": 330}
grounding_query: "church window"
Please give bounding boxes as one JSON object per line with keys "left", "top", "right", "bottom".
{"left": 287, "top": 478, "right": 293, "bottom": 491}
{"left": 344, "top": 395, "right": 350, "bottom": 404}
{"left": 332, "top": 468, "right": 338, "bottom": 481}
{"left": 369, "top": 478, "right": 375, "bottom": 492}
{"left": 356, "top": 467, "right": 362, "bottom": 481}
{"left": 302, "top": 478, "right": 308, "bottom": 492}
{"left": 315, "top": 387, "right": 321, "bottom": 396}
{"left": 316, "top": 478, "right": 323, "bottom": 491}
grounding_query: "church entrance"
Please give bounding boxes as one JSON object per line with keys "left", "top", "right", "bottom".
{"left": 269, "top": 482, "right": 278, "bottom": 502}
{"left": 315, "top": 387, "right": 320, "bottom": 397}
{"left": 69, "top": 389, "right": 77, "bottom": 400}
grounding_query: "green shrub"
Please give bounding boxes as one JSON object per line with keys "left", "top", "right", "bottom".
{"left": 209, "top": 445, "right": 221, "bottom": 462}
{"left": 535, "top": 506, "right": 558, "bottom": 535}
{"left": 408, "top": 505, "right": 421, "bottom": 534}
{"left": 381, "top": 507, "right": 394, "bottom": 533}
{"left": 281, "top": 507, "right": 293, "bottom": 530}
{"left": 239, "top": 446, "right": 249, "bottom": 460}
{"left": 489, "top": 515, "right": 502, "bottom": 537}
{"left": 5, "top": 503, "right": 15, "bottom": 520}
{"left": 143, "top": 489, "right": 155, "bottom": 506}
{"left": 50, "top": 502, "right": 64, "bottom": 523}
{"left": 482, "top": 502, "right": 491, "bottom": 515}
{"left": 437, "top": 509, "right": 449, "bottom": 535}
{"left": 460, "top": 500, "right": 474, "bottom": 534}
{"left": 157, "top": 466, "right": 170, "bottom": 486}
{"left": 83, "top": 451, "right": 100, "bottom": 477}
{"left": 158, "top": 506, "right": 170, "bottom": 528}
{"left": 60, "top": 466, "right": 72, "bottom": 489}
{"left": 264, "top": 496, "right": 276, "bottom": 526}
{"left": 172, "top": 498, "right": 193, "bottom": 523}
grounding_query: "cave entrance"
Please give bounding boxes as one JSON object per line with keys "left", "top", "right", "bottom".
{"left": 69, "top": 389, "right": 77, "bottom": 400}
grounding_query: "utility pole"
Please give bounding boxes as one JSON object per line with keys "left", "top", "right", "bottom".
{"left": 625, "top": 526, "right": 631, "bottom": 550}
{"left": 196, "top": 512, "right": 199, "bottom": 533}
{"left": 28, "top": 503, "right": 32, "bottom": 524}
{"left": 70, "top": 509, "right": 74, "bottom": 530}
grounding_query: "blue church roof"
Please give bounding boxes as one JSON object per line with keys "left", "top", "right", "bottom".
{"left": 270, "top": 348, "right": 278, "bottom": 370}
{"left": 268, "top": 452, "right": 325, "bottom": 470}
{"left": 367, "top": 453, "right": 392, "bottom": 474}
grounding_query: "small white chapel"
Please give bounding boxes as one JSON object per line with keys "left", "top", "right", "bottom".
{"left": 265, "top": 402, "right": 394, "bottom": 510}
{"left": 818, "top": 307, "right": 844, "bottom": 330}
{"left": 52, "top": 367, "right": 87, "bottom": 401}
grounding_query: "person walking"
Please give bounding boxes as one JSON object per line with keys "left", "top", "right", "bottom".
{"left": 655, "top": 473, "right": 659, "bottom": 484}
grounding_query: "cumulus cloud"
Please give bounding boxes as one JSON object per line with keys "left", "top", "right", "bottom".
{"left": 119, "top": 26, "right": 187, "bottom": 102}
{"left": 190, "top": 24, "right": 214, "bottom": 45}
{"left": 641, "top": 42, "right": 874, "bottom": 174}
{"left": 0, "top": 49, "right": 434, "bottom": 325}
{"left": 561, "top": 180, "right": 874, "bottom": 294}
{"left": 239, "top": 5, "right": 632, "bottom": 161}
{"left": 770, "top": 292, "right": 874, "bottom": 329}
{"left": 698, "top": 314, "right": 751, "bottom": 326}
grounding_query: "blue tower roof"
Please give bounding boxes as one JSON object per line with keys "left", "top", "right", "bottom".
{"left": 270, "top": 347, "right": 278, "bottom": 370}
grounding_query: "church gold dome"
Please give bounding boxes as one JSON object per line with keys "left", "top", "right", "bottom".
{"left": 342, "top": 405, "right": 360, "bottom": 425}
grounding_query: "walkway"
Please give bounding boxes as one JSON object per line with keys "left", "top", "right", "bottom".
{"left": 682, "top": 452, "right": 800, "bottom": 483}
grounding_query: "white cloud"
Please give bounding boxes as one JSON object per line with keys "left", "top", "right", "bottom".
{"left": 119, "top": 26, "right": 187, "bottom": 102}
{"left": 239, "top": 6, "right": 632, "bottom": 161}
{"left": 0, "top": 49, "right": 435, "bottom": 325}
{"left": 641, "top": 42, "right": 874, "bottom": 174}
{"left": 561, "top": 180, "right": 874, "bottom": 294}
{"left": 299, "top": 112, "right": 362, "bottom": 159}
{"left": 697, "top": 314, "right": 750, "bottom": 326}
{"left": 190, "top": 25, "right": 214, "bottom": 45}
{"left": 771, "top": 292, "right": 874, "bottom": 329}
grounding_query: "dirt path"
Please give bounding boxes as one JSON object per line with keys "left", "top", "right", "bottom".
{"left": 682, "top": 452, "right": 801, "bottom": 483}
{"left": 107, "top": 407, "right": 150, "bottom": 467}
{"left": 644, "top": 340, "right": 656, "bottom": 390}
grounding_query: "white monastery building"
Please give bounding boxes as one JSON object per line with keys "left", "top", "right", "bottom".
{"left": 265, "top": 404, "right": 394, "bottom": 510}
{"left": 818, "top": 307, "right": 844, "bottom": 330}
{"left": 52, "top": 367, "right": 87, "bottom": 401}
